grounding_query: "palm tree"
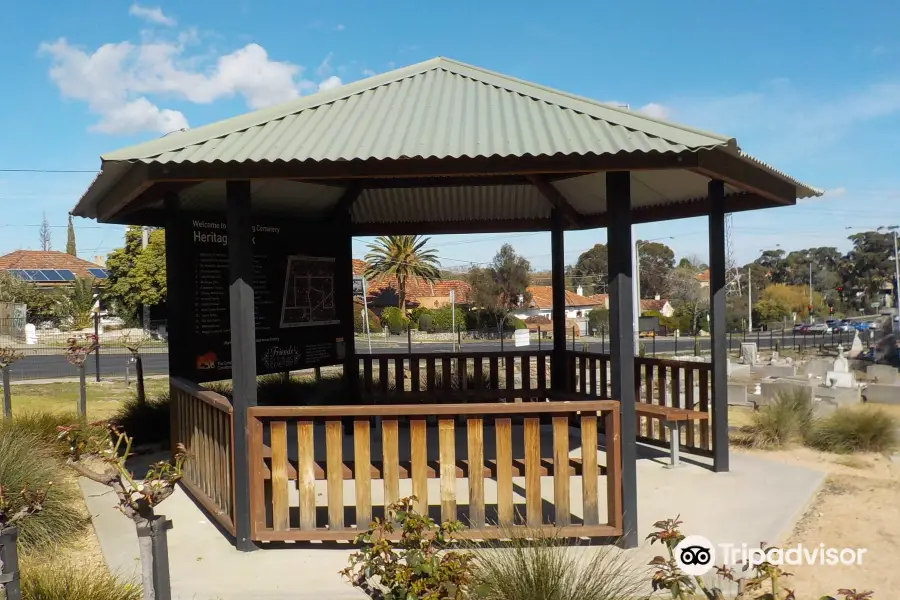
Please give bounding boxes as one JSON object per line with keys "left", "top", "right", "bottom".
{"left": 364, "top": 235, "right": 441, "bottom": 311}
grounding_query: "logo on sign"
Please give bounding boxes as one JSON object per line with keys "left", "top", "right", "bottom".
{"left": 261, "top": 346, "right": 301, "bottom": 370}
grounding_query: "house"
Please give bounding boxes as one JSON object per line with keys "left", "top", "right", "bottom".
{"left": 351, "top": 258, "right": 471, "bottom": 311}
{"left": 0, "top": 250, "right": 108, "bottom": 286}
{"left": 640, "top": 297, "right": 675, "bottom": 317}
{"left": 696, "top": 268, "right": 710, "bottom": 289}
{"left": 513, "top": 285, "right": 605, "bottom": 321}
{"left": 585, "top": 293, "right": 609, "bottom": 309}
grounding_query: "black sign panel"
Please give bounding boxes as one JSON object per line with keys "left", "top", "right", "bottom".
{"left": 183, "top": 215, "right": 345, "bottom": 382}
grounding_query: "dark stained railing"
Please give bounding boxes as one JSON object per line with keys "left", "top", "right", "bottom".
{"left": 170, "top": 377, "right": 236, "bottom": 535}
{"left": 358, "top": 350, "right": 553, "bottom": 400}
{"left": 246, "top": 397, "right": 622, "bottom": 543}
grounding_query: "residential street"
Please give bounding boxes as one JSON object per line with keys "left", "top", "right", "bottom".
{"left": 8, "top": 331, "right": 860, "bottom": 380}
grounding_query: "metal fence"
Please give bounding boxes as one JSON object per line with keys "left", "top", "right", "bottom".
{"left": 0, "top": 318, "right": 169, "bottom": 382}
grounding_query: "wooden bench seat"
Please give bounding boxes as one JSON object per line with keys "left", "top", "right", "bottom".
{"left": 635, "top": 402, "right": 709, "bottom": 467}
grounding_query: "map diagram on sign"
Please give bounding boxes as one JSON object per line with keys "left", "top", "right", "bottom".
{"left": 279, "top": 255, "right": 340, "bottom": 327}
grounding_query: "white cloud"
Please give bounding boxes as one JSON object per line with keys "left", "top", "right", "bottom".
{"left": 129, "top": 3, "right": 176, "bottom": 26}
{"left": 362, "top": 68, "right": 376, "bottom": 77}
{"left": 39, "top": 30, "right": 322, "bottom": 134}
{"left": 91, "top": 97, "right": 188, "bottom": 134}
{"left": 638, "top": 102, "right": 670, "bottom": 120}
{"left": 318, "top": 76, "right": 342, "bottom": 91}
{"left": 335, "top": 24, "right": 345, "bottom": 31}
{"left": 823, "top": 186, "right": 847, "bottom": 198}
{"left": 316, "top": 52, "right": 333, "bottom": 77}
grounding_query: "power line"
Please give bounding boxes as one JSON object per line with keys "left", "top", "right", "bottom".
{"left": 0, "top": 168, "right": 98, "bottom": 174}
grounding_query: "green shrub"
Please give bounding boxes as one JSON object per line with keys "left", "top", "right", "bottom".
{"left": 111, "top": 392, "right": 170, "bottom": 446}
{"left": 504, "top": 316, "right": 526, "bottom": 331}
{"left": 470, "top": 527, "right": 645, "bottom": 600}
{"left": 20, "top": 555, "right": 142, "bottom": 600}
{"left": 742, "top": 389, "right": 814, "bottom": 448}
{"left": 380, "top": 307, "right": 409, "bottom": 334}
{"left": 353, "top": 301, "right": 382, "bottom": 333}
{"left": 418, "top": 312, "right": 434, "bottom": 331}
{"left": 426, "top": 306, "right": 467, "bottom": 332}
{"left": 0, "top": 425, "right": 86, "bottom": 551}
{"left": 807, "top": 407, "right": 899, "bottom": 454}
{"left": 587, "top": 308, "right": 609, "bottom": 333}
{"left": 409, "top": 306, "right": 431, "bottom": 325}
{"left": 0, "top": 411, "right": 106, "bottom": 458}
{"left": 257, "top": 373, "right": 350, "bottom": 406}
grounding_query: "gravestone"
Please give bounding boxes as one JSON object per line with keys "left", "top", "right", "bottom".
{"left": 802, "top": 359, "right": 831, "bottom": 379}
{"left": 740, "top": 342, "right": 758, "bottom": 366}
{"left": 867, "top": 364, "right": 900, "bottom": 384}
{"left": 850, "top": 332, "right": 864, "bottom": 356}
{"left": 727, "top": 382, "right": 749, "bottom": 405}
{"left": 824, "top": 346, "right": 855, "bottom": 388}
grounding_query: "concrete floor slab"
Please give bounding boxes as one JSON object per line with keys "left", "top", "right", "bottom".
{"left": 80, "top": 446, "right": 824, "bottom": 600}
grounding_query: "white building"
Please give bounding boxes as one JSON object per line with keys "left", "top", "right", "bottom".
{"left": 512, "top": 285, "right": 606, "bottom": 321}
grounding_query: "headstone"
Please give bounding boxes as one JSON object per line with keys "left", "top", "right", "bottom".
{"left": 513, "top": 329, "right": 530, "bottom": 347}
{"left": 824, "top": 371, "right": 855, "bottom": 388}
{"left": 727, "top": 360, "right": 752, "bottom": 379}
{"left": 727, "top": 382, "right": 749, "bottom": 405}
{"left": 863, "top": 383, "right": 900, "bottom": 405}
{"left": 740, "top": 342, "right": 758, "bottom": 366}
{"left": 866, "top": 365, "right": 900, "bottom": 384}
{"left": 24, "top": 323, "right": 37, "bottom": 345}
{"left": 850, "top": 332, "right": 863, "bottom": 356}
{"left": 801, "top": 359, "right": 831, "bottom": 378}
{"left": 832, "top": 346, "right": 849, "bottom": 373}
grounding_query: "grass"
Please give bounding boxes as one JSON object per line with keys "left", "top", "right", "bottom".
{"left": 807, "top": 406, "right": 899, "bottom": 454}
{"left": 469, "top": 528, "right": 646, "bottom": 600}
{"left": 7, "top": 378, "right": 168, "bottom": 421}
{"left": 738, "top": 389, "right": 815, "bottom": 449}
{"left": 0, "top": 422, "right": 87, "bottom": 552}
{"left": 19, "top": 555, "right": 142, "bottom": 600}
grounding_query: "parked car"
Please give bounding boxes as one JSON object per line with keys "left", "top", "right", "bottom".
{"left": 854, "top": 322, "right": 871, "bottom": 331}
{"left": 792, "top": 323, "right": 807, "bottom": 333}
{"left": 806, "top": 323, "right": 829, "bottom": 334}
{"left": 835, "top": 322, "right": 853, "bottom": 332}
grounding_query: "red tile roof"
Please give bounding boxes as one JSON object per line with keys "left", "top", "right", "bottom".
{"left": 585, "top": 293, "right": 608, "bottom": 306}
{"left": 527, "top": 285, "right": 601, "bottom": 309}
{"left": 640, "top": 298, "right": 670, "bottom": 312}
{"left": 353, "top": 258, "right": 470, "bottom": 304}
{"left": 0, "top": 250, "right": 102, "bottom": 281}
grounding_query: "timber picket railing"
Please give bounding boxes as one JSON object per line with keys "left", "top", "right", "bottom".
{"left": 246, "top": 398, "right": 622, "bottom": 543}
{"left": 170, "top": 377, "right": 236, "bottom": 535}
{"left": 567, "top": 351, "right": 713, "bottom": 456}
{"left": 357, "top": 350, "right": 553, "bottom": 400}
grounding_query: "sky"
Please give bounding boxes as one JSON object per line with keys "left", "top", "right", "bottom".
{"left": 1, "top": 0, "right": 899, "bottom": 272}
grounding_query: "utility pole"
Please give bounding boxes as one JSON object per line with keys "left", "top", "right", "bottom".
{"left": 807, "top": 253, "right": 814, "bottom": 322}
{"left": 891, "top": 226, "right": 899, "bottom": 333}
{"left": 142, "top": 226, "right": 150, "bottom": 331}
{"left": 747, "top": 264, "right": 753, "bottom": 332}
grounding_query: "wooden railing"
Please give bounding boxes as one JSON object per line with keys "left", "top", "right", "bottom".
{"left": 170, "top": 377, "right": 236, "bottom": 535}
{"left": 246, "top": 398, "right": 622, "bottom": 542}
{"left": 568, "top": 352, "right": 713, "bottom": 456}
{"left": 358, "top": 350, "right": 553, "bottom": 400}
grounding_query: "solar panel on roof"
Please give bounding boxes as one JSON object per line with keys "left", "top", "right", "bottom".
{"left": 6, "top": 269, "right": 27, "bottom": 280}
{"left": 42, "top": 270, "right": 65, "bottom": 282}
{"left": 25, "top": 270, "right": 49, "bottom": 281}
{"left": 57, "top": 269, "right": 76, "bottom": 281}
{"left": 88, "top": 268, "right": 108, "bottom": 279}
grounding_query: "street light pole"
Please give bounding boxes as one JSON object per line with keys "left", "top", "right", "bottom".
{"left": 807, "top": 254, "right": 814, "bottom": 322}
{"left": 890, "top": 226, "right": 900, "bottom": 332}
{"left": 632, "top": 235, "right": 674, "bottom": 354}
{"left": 747, "top": 264, "right": 753, "bottom": 332}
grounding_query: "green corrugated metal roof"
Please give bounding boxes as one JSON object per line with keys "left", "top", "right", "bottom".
{"left": 100, "top": 57, "right": 736, "bottom": 164}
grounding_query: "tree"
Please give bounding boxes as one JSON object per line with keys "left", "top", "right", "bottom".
{"left": 638, "top": 241, "right": 675, "bottom": 298}
{"left": 843, "top": 231, "right": 895, "bottom": 306}
{"left": 106, "top": 226, "right": 167, "bottom": 320}
{"left": 66, "top": 214, "right": 77, "bottom": 256}
{"left": 467, "top": 244, "right": 531, "bottom": 330}
{"left": 0, "top": 271, "right": 59, "bottom": 321}
{"left": 39, "top": 212, "right": 52, "bottom": 251}
{"left": 667, "top": 266, "right": 708, "bottom": 333}
{"left": 56, "top": 278, "right": 95, "bottom": 330}
{"left": 572, "top": 243, "right": 607, "bottom": 295}
{"left": 760, "top": 283, "right": 824, "bottom": 319}
{"left": 364, "top": 235, "right": 441, "bottom": 311}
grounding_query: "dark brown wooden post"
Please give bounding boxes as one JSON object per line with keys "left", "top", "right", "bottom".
{"left": 226, "top": 180, "right": 258, "bottom": 551}
{"left": 708, "top": 179, "right": 730, "bottom": 472}
{"left": 550, "top": 209, "right": 567, "bottom": 390}
{"left": 606, "top": 171, "right": 638, "bottom": 548}
{"left": 335, "top": 211, "right": 359, "bottom": 401}
{"left": 163, "top": 192, "right": 190, "bottom": 379}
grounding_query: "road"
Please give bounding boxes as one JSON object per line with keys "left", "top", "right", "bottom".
{"left": 9, "top": 330, "right": 860, "bottom": 381}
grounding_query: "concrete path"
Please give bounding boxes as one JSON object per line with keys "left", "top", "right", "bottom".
{"left": 80, "top": 448, "right": 824, "bottom": 600}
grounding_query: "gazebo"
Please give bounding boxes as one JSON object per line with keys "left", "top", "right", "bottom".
{"left": 73, "top": 57, "right": 819, "bottom": 551}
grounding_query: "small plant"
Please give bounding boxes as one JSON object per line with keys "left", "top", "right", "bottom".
{"left": 340, "top": 496, "right": 473, "bottom": 600}
{"left": 0, "top": 425, "right": 84, "bottom": 551}
{"left": 0, "top": 347, "right": 23, "bottom": 418}
{"left": 470, "top": 526, "right": 646, "bottom": 600}
{"left": 741, "top": 389, "right": 814, "bottom": 448}
{"left": 807, "top": 407, "right": 898, "bottom": 454}
{"left": 58, "top": 422, "right": 186, "bottom": 600}
{"left": 639, "top": 342, "right": 647, "bottom": 358}
{"left": 65, "top": 334, "right": 99, "bottom": 419}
